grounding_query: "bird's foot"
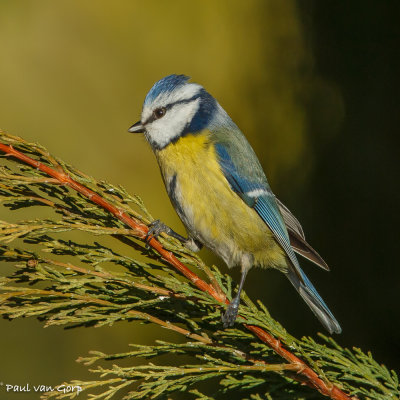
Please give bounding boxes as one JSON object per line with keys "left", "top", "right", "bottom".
{"left": 222, "top": 298, "right": 240, "bottom": 328}
{"left": 145, "top": 219, "right": 170, "bottom": 247}
{"left": 145, "top": 219, "right": 186, "bottom": 248}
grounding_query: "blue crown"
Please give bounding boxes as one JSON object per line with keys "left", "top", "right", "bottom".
{"left": 145, "top": 74, "right": 190, "bottom": 106}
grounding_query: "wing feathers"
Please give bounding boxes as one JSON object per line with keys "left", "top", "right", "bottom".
{"left": 276, "top": 198, "right": 305, "bottom": 238}
{"left": 215, "top": 140, "right": 329, "bottom": 270}
{"left": 214, "top": 140, "right": 341, "bottom": 333}
{"left": 289, "top": 229, "right": 330, "bottom": 271}
{"left": 276, "top": 198, "right": 329, "bottom": 270}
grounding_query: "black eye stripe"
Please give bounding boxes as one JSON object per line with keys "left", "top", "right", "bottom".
{"left": 143, "top": 94, "right": 201, "bottom": 126}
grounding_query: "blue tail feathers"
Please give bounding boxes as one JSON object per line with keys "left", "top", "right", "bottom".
{"left": 286, "top": 266, "right": 342, "bottom": 334}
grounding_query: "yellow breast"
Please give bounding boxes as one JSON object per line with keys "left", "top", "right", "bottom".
{"left": 155, "top": 132, "right": 286, "bottom": 270}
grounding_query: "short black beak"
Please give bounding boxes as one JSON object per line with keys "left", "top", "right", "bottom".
{"left": 128, "top": 121, "right": 145, "bottom": 133}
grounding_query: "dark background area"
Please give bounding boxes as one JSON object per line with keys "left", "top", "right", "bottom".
{"left": 295, "top": 1, "right": 400, "bottom": 367}
{"left": 0, "top": 1, "right": 399, "bottom": 397}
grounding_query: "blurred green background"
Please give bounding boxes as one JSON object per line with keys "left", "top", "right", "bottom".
{"left": 0, "top": 0, "right": 399, "bottom": 397}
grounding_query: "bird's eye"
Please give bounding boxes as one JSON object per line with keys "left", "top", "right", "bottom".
{"left": 153, "top": 107, "right": 166, "bottom": 119}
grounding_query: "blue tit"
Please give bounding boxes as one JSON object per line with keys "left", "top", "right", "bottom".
{"left": 129, "top": 74, "right": 341, "bottom": 334}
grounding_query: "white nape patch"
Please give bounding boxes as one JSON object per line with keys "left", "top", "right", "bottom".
{"left": 247, "top": 189, "right": 268, "bottom": 198}
{"left": 145, "top": 98, "right": 200, "bottom": 148}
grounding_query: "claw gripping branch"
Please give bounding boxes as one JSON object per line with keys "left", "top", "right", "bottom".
{"left": 0, "top": 135, "right": 355, "bottom": 400}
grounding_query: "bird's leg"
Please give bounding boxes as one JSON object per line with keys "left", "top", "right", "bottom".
{"left": 145, "top": 220, "right": 203, "bottom": 252}
{"left": 222, "top": 266, "right": 249, "bottom": 328}
{"left": 145, "top": 219, "right": 187, "bottom": 247}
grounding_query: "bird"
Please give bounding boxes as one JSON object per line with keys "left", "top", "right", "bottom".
{"left": 128, "top": 74, "right": 341, "bottom": 334}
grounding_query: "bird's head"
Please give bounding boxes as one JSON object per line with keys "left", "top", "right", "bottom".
{"left": 129, "top": 75, "right": 219, "bottom": 150}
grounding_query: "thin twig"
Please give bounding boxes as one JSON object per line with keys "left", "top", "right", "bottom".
{"left": 44, "top": 258, "right": 185, "bottom": 298}
{"left": 0, "top": 142, "right": 224, "bottom": 302}
{"left": 0, "top": 286, "right": 210, "bottom": 344}
{"left": 0, "top": 136, "right": 356, "bottom": 400}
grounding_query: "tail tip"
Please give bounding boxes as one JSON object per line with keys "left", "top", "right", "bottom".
{"left": 326, "top": 320, "right": 342, "bottom": 335}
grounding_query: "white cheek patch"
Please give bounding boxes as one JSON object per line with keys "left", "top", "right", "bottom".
{"left": 146, "top": 98, "right": 200, "bottom": 148}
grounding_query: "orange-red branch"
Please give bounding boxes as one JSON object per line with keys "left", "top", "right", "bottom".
{"left": 246, "top": 324, "right": 354, "bottom": 399}
{"left": 0, "top": 141, "right": 355, "bottom": 400}
{"left": 0, "top": 143, "right": 225, "bottom": 303}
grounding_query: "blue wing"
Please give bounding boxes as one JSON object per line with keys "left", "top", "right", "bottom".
{"left": 214, "top": 142, "right": 341, "bottom": 333}
{"left": 215, "top": 142, "right": 298, "bottom": 268}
